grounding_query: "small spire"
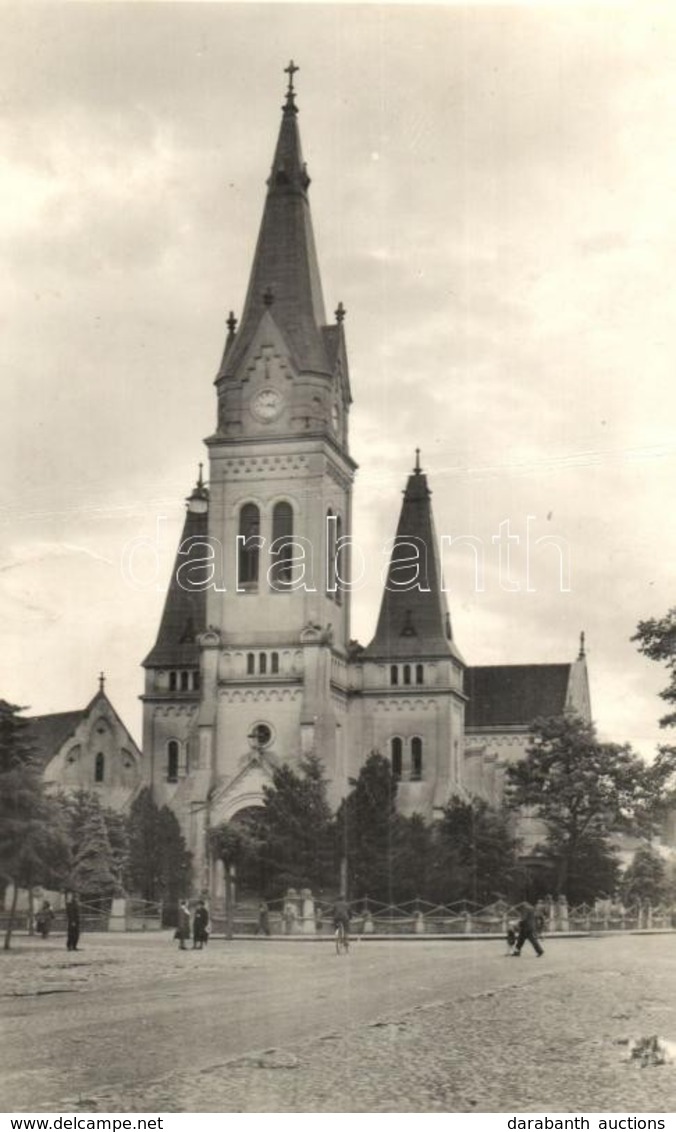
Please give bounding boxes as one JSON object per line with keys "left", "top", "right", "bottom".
{"left": 578, "top": 630, "right": 586, "bottom": 660}
{"left": 263, "top": 285, "right": 275, "bottom": 307}
{"left": 226, "top": 311, "right": 238, "bottom": 340}
{"left": 414, "top": 448, "right": 422, "bottom": 474}
{"left": 98, "top": 671, "right": 105, "bottom": 694}
{"left": 283, "top": 60, "right": 299, "bottom": 112}
{"left": 335, "top": 301, "right": 346, "bottom": 324}
{"left": 187, "top": 464, "right": 209, "bottom": 511}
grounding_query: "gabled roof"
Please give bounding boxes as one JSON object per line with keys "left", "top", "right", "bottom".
{"left": 143, "top": 500, "right": 208, "bottom": 668}
{"left": 26, "top": 686, "right": 142, "bottom": 767}
{"left": 218, "top": 84, "right": 330, "bottom": 379}
{"left": 28, "top": 710, "right": 88, "bottom": 767}
{"left": 364, "top": 460, "right": 463, "bottom": 662}
{"left": 464, "top": 664, "right": 572, "bottom": 729}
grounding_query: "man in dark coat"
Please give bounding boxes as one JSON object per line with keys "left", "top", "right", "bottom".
{"left": 177, "top": 901, "right": 191, "bottom": 950}
{"left": 65, "top": 894, "right": 80, "bottom": 952}
{"left": 513, "top": 901, "right": 544, "bottom": 957}
{"left": 192, "top": 900, "right": 209, "bottom": 949}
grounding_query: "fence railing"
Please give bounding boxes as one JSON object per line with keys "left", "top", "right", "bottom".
{"left": 218, "top": 894, "right": 676, "bottom": 936}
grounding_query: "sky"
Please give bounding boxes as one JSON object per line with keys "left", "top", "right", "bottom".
{"left": 1, "top": 2, "right": 675, "bottom": 759}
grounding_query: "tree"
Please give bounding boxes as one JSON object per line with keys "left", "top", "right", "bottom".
{"left": 389, "top": 813, "right": 433, "bottom": 906}
{"left": 67, "top": 797, "right": 117, "bottom": 906}
{"left": 209, "top": 821, "right": 252, "bottom": 939}
{"left": 125, "top": 788, "right": 191, "bottom": 913}
{"left": 337, "top": 751, "right": 398, "bottom": 902}
{"left": 256, "top": 754, "right": 334, "bottom": 898}
{"left": 633, "top": 609, "right": 676, "bottom": 737}
{"left": 0, "top": 701, "right": 70, "bottom": 949}
{"left": 428, "top": 796, "right": 519, "bottom": 905}
{"left": 55, "top": 790, "right": 130, "bottom": 907}
{"left": 505, "top": 714, "right": 657, "bottom": 897}
{"left": 632, "top": 610, "right": 676, "bottom": 816}
{"left": 621, "top": 844, "right": 668, "bottom": 906}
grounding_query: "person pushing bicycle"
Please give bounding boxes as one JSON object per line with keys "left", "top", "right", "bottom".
{"left": 331, "top": 895, "right": 351, "bottom": 946}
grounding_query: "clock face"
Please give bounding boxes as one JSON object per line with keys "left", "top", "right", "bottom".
{"left": 251, "top": 387, "right": 284, "bottom": 423}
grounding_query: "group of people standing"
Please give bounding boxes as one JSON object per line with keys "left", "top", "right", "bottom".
{"left": 176, "top": 899, "right": 210, "bottom": 950}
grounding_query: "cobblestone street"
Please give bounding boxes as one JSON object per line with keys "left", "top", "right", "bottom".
{"left": 2, "top": 932, "right": 676, "bottom": 1112}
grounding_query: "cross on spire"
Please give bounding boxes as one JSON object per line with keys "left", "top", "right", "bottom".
{"left": 284, "top": 59, "right": 299, "bottom": 96}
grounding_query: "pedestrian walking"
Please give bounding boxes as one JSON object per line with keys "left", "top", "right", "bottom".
{"left": 255, "top": 900, "right": 271, "bottom": 937}
{"left": 512, "top": 901, "right": 544, "bottom": 957}
{"left": 36, "top": 900, "right": 55, "bottom": 939}
{"left": 65, "top": 894, "right": 80, "bottom": 952}
{"left": 192, "top": 900, "right": 209, "bottom": 949}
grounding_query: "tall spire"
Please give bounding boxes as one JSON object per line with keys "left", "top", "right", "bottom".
{"left": 219, "top": 62, "right": 329, "bottom": 378}
{"left": 364, "top": 460, "right": 464, "bottom": 662}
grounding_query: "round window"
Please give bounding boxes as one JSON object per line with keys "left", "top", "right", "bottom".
{"left": 250, "top": 723, "right": 272, "bottom": 749}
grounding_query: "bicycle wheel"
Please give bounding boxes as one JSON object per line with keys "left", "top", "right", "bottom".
{"left": 335, "top": 924, "right": 347, "bottom": 954}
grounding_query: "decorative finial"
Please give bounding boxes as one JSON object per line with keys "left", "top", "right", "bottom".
{"left": 284, "top": 59, "right": 299, "bottom": 97}
{"left": 98, "top": 671, "right": 105, "bottom": 693}
{"left": 263, "top": 285, "right": 275, "bottom": 307}
{"left": 414, "top": 448, "right": 421, "bottom": 474}
{"left": 335, "top": 302, "right": 346, "bottom": 324}
{"left": 578, "top": 631, "right": 586, "bottom": 659}
{"left": 197, "top": 463, "right": 204, "bottom": 489}
{"left": 226, "top": 311, "right": 238, "bottom": 339}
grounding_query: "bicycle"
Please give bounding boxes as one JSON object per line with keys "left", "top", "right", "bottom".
{"left": 334, "top": 920, "right": 349, "bottom": 954}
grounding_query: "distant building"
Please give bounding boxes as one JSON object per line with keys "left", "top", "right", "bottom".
{"left": 28, "top": 676, "right": 142, "bottom": 812}
{"left": 140, "top": 68, "right": 591, "bottom": 892}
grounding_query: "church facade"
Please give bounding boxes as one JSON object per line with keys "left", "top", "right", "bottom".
{"left": 141, "top": 70, "right": 591, "bottom": 893}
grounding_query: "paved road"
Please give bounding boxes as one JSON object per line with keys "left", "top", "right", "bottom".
{"left": 3, "top": 933, "right": 676, "bottom": 1111}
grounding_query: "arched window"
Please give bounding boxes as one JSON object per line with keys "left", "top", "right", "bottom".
{"left": 247, "top": 652, "right": 255, "bottom": 675}
{"left": 335, "top": 514, "right": 344, "bottom": 605}
{"left": 238, "top": 503, "right": 261, "bottom": 587}
{"left": 390, "top": 665, "right": 399, "bottom": 686}
{"left": 259, "top": 652, "right": 267, "bottom": 675}
{"left": 95, "top": 752, "right": 105, "bottom": 783}
{"left": 326, "top": 509, "right": 336, "bottom": 598}
{"left": 271, "top": 652, "right": 279, "bottom": 674}
{"left": 391, "top": 737, "right": 403, "bottom": 781}
{"left": 270, "top": 502, "right": 294, "bottom": 588}
{"left": 167, "top": 741, "right": 179, "bottom": 783}
{"left": 169, "top": 671, "right": 177, "bottom": 691}
{"left": 416, "top": 664, "right": 424, "bottom": 686}
{"left": 403, "top": 664, "right": 411, "bottom": 686}
{"left": 180, "top": 670, "right": 189, "bottom": 691}
{"left": 411, "top": 737, "right": 423, "bottom": 781}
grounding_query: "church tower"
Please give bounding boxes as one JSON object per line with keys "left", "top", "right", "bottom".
{"left": 194, "top": 64, "right": 355, "bottom": 839}
{"left": 351, "top": 452, "right": 467, "bottom": 816}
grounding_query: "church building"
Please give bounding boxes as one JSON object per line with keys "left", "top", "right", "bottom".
{"left": 141, "top": 67, "right": 591, "bottom": 892}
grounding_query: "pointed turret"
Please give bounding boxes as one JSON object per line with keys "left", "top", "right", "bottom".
{"left": 143, "top": 470, "right": 209, "bottom": 669}
{"left": 364, "top": 454, "right": 464, "bottom": 663}
{"left": 218, "top": 62, "right": 329, "bottom": 379}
